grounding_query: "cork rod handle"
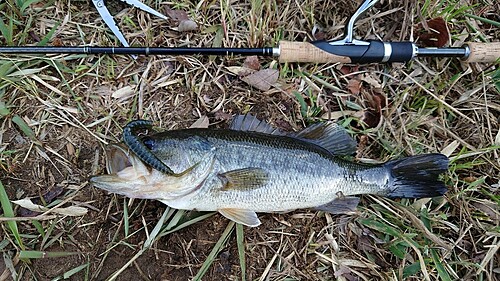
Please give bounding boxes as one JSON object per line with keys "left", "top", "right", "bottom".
{"left": 465, "top": 42, "right": 500, "bottom": 63}
{"left": 278, "top": 41, "right": 352, "bottom": 63}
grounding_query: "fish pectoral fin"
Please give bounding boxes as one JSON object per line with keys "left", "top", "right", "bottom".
{"left": 219, "top": 208, "right": 261, "bottom": 227}
{"left": 218, "top": 168, "right": 269, "bottom": 190}
{"left": 314, "top": 196, "right": 360, "bottom": 214}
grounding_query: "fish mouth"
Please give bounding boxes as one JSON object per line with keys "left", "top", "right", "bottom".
{"left": 105, "top": 143, "right": 134, "bottom": 174}
{"left": 90, "top": 144, "right": 150, "bottom": 189}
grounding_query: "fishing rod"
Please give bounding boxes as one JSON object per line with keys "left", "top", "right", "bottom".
{"left": 1, "top": 0, "right": 499, "bottom": 64}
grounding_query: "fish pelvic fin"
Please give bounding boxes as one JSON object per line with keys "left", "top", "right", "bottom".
{"left": 292, "top": 122, "right": 357, "bottom": 156}
{"left": 315, "top": 196, "right": 360, "bottom": 214}
{"left": 385, "top": 153, "right": 449, "bottom": 198}
{"left": 218, "top": 168, "right": 269, "bottom": 190}
{"left": 219, "top": 209, "right": 261, "bottom": 227}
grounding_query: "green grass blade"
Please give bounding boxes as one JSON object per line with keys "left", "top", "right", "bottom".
{"left": 403, "top": 262, "right": 421, "bottom": 278}
{"left": 32, "top": 220, "right": 45, "bottom": 237}
{"left": 37, "top": 20, "right": 60, "bottom": 46}
{"left": 0, "top": 16, "right": 13, "bottom": 45}
{"left": 123, "top": 199, "right": 129, "bottom": 237}
{"left": 236, "top": 223, "right": 246, "bottom": 281}
{"left": 358, "top": 218, "right": 402, "bottom": 238}
{"left": 11, "top": 115, "right": 41, "bottom": 145}
{"left": 192, "top": 221, "right": 235, "bottom": 281}
{"left": 464, "top": 13, "right": 500, "bottom": 27}
{"left": 431, "top": 249, "right": 451, "bottom": 281}
{"left": 164, "top": 209, "right": 186, "bottom": 231}
{"left": 62, "top": 263, "right": 89, "bottom": 279}
{"left": 293, "top": 91, "right": 308, "bottom": 119}
{"left": 161, "top": 212, "right": 216, "bottom": 237}
{"left": 19, "top": 0, "right": 43, "bottom": 15}
{"left": 0, "top": 180, "right": 24, "bottom": 249}
{"left": 19, "top": 250, "right": 79, "bottom": 259}
{"left": 143, "top": 208, "right": 169, "bottom": 249}
{"left": 0, "top": 100, "right": 11, "bottom": 117}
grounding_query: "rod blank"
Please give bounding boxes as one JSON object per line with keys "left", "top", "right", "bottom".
{"left": 0, "top": 46, "right": 277, "bottom": 56}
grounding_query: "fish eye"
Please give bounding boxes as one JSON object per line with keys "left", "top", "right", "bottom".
{"left": 143, "top": 137, "right": 154, "bottom": 150}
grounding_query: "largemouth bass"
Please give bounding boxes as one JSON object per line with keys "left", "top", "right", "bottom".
{"left": 91, "top": 115, "right": 449, "bottom": 227}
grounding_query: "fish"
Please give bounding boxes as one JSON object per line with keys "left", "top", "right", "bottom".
{"left": 90, "top": 114, "right": 449, "bottom": 227}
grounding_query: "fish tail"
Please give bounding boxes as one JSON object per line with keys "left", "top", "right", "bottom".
{"left": 384, "top": 153, "right": 449, "bottom": 198}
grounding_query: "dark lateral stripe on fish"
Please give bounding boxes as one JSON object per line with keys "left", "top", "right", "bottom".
{"left": 149, "top": 128, "right": 337, "bottom": 159}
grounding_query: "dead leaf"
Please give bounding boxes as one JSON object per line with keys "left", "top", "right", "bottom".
{"left": 13, "top": 198, "right": 87, "bottom": 217}
{"left": 241, "top": 69, "right": 279, "bottom": 91}
{"left": 165, "top": 8, "right": 197, "bottom": 32}
{"left": 441, "top": 140, "right": 460, "bottom": 157}
{"left": 189, "top": 115, "right": 209, "bottom": 128}
{"left": 314, "top": 31, "right": 327, "bottom": 40}
{"left": 346, "top": 78, "right": 362, "bottom": 95}
{"left": 165, "top": 8, "right": 189, "bottom": 21}
{"left": 18, "top": 186, "right": 64, "bottom": 217}
{"left": 226, "top": 66, "right": 255, "bottom": 77}
{"left": 463, "top": 176, "right": 477, "bottom": 183}
{"left": 361, "top": 74, "right": 382, "bottom": 89}
{"left": 178, "top": 20, "right": 198, "bottom": 32}
{"left": 112, "top": 86, "right": 136, "bottom": 100}
{"left": 360, "top": 90, "right": 385, "bottom": 129}
{"left": 416, "top": 17, "right": 450, "bottom": 47}
{"left": 243, "top": 56, "right": 261, "bottom": 70}
{"left": 334, "top": 266, "right": 350, "bottom": 276}
{"left": 215, "top": 111, "right": 232, "bottom": 121}
{"left": 52, "top": 37, "right": 63, "bottom": 47}
{"left": 321, "top": 110, "right": 357, "bottom": 121}
{"left": 339, "top": 65, "right": 359, "bottom": 75}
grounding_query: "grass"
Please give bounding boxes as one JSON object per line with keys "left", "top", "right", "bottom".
{"left": 0, "top": 0, "right": 499, "bottom": 280}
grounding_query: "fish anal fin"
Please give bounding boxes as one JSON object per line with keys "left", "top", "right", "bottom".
{"left": 315, "top": 196, "right": 360, "bottom": 214}
{"left": 219, "top": 208, "right": 261, "bottom": 227}
{"left": 293, "top": 122, "right": 357, "bottom": 156}
{"left": 218, "top": 168, "right": 268, "bottom": 190}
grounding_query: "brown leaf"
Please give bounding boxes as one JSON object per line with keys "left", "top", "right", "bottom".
{"left": 165, "top": 8, "right": 189, "bottom": 21}
{"left": 346, "top": 78, "right": 362, "bottom": 95}
{"left": 416, "top": 17, "right": 450, "bottom": 47}
{"left": 243, "top": 56, "right": 261, "bottom": 70}
{"left": 360, "top": 90, "right": 386, "bottom": 129}
{"left": 241, "top": 69, "right": 279, "bottom": 91}
{"left": 314, "top": 31, "right": 327, "bottom": 40}
{"left": 215, "top": 111, "right": 232, "bottom": 122}
{"left": 463, "top": 176, "right": 477, "bottom": 183}
{"left": 52, "top": 37, "right": 63, "bottom": 47}
{"left": 339, "top": 65, "right": 359, "bottom": 75}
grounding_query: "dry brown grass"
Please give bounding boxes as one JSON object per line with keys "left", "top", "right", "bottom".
{"left": 0, "top": 0, "right": 499, "bottom": 280}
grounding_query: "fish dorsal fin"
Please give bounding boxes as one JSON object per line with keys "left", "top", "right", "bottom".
{"left": 292, "top": 122, "right": 357, "bottom": 155}
{"left": 315, "top": 196, "right": 360, "bottom": 214}
{"left": 219, "top": 208, "right": 261, "bottom": 227}
{"left": 231, "top": 114, "right": 356, "bottom": 155}
{"left": 230, "top": 114, "right": 283, "bottom": 135}
{"left": 218, "top": 168, "right": 269, "bottom": 190}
